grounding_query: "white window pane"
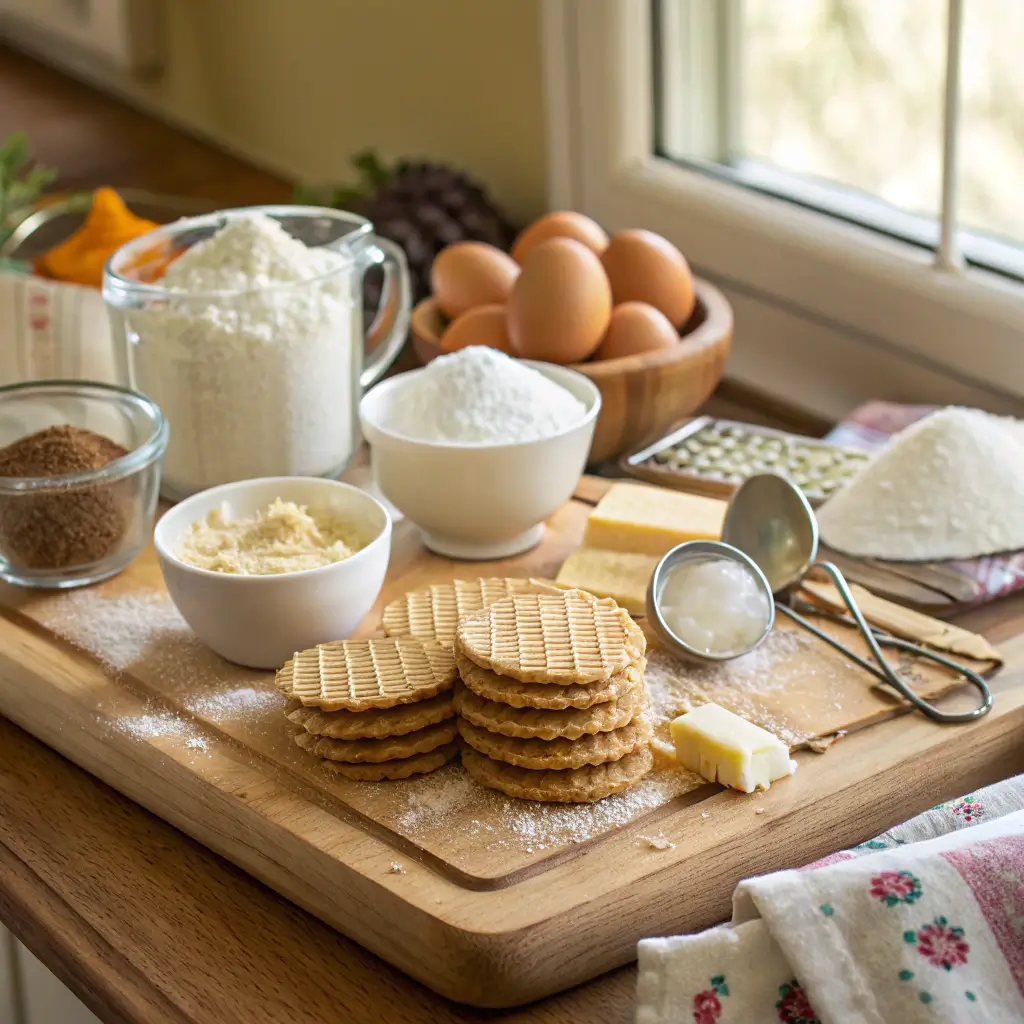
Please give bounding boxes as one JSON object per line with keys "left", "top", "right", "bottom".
{"left": 658, "top": 0, "right": 946, "bottom": 231}
{"left": 960, "top": 0, "right": 1024, "bottom": 245}
{"left": 741, "top": 0, "right": 945, "bottom": 218}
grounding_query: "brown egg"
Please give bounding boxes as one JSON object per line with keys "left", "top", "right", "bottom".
{"left": 600, "top": 230, "right": 696, "bottom": 328}
{"left": 507, "top": 238, "right": 612, "bottom": 364}
{"left": 430, "top": 242, "right": 519, "bottom": 319}
{"left": 511, "top": 211, "right": 609, "bottom": 265}
{"left": 439, "top": 304, "right": 512, "bottom": 355}
{"left": 593, "top": 302, "right": 679, "bottom": 361}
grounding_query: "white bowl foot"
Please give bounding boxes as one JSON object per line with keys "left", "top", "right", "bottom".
{"left": 420, "top": 524, "right": 545, "bottom": 561}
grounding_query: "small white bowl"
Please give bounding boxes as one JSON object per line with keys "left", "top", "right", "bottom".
{"left": 359, "top": 361, "right": 600, "bottom": 559}
{"left": 154, "top": 477, "right": 391, "bottom": 669}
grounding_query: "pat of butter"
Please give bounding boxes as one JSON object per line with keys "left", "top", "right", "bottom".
{"left": 583, "top": 483, "right": 726, "bottom": 557}
{"left": 555, "top": 548, "right": 660, "bottom": 615}
{"left": 670, "top": 703, "right": 796, "bottom": 794}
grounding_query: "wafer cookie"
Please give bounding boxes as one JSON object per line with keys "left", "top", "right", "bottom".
{"left": 381, "top": 577, "right": 559, "bottom": 649}
{"left": 293, "top": 719, "right": 458, "bottom": 763}
{"left": 456, "top": 589, "right": 645, "bottom": 684}
{"left": 322, "top": 744, "right": 459, "bottom": 781}
{"left": 457, "top": 651, "right": 645, "bottom": 710}
{"left": 457, "top": 716, "right": 652, "bottom": 770}
{"left": 453, "top": 678, "right": 646, "bottom": 740}
{"left": 286, "top": 693, "right": 454, "bottom": 740}
{"left": 276, "top": 637, "right": 456, "bottom": 711}
{"left": 461, "top": 746, "right": 653, "bottom": 803}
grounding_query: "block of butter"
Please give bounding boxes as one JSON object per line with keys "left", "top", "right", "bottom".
{"left": 670, "top": 702, "right": 796, "bottom": 794}
{"left": 555, "top": 548, "right": 660, "bottom": 615}
{"left": 583, "top": 482, "right": 726, "bottom": 557}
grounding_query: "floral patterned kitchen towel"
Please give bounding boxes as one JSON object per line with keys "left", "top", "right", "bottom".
{"left": 636, "top": 773, "right": 1024, "bottom": 1023}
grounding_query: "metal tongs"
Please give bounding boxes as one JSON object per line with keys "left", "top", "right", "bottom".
{"left": 648, "top": 474, "right": 993, "bottom": 724}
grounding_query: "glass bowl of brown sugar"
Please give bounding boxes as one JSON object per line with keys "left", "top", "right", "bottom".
{"left": 0, "top": 380, "right": 168, "bottom": 588}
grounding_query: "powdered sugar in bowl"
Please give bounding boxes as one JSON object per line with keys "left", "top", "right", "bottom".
{"left": 360, "top": 347, "right": 600, "bottom": 559}
{"left": 103, "top": 206, "right": 411, "bottom": 501}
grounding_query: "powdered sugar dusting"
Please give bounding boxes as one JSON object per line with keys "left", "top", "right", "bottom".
{"left": 183, "top": 687, "right": 285, "bottom": 718}
{"left": 386, "top": 763, "right": 699, "bottom": 850}
{"left": 645, "top": 629, "right": 818, "bottom": 748}
{"left": 32, "top": 586, "right": 284, "bottom": 737}
{"left": 34, "top": 589, "right": 199, "bottom": 673}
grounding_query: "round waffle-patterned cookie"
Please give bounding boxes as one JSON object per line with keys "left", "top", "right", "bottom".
{"left": 457, "top": 651, "right": 645, "bottom": 710}
{"left": 321, "top": 744, "right": 459, "bottom": 781}
{"left": 461, "top": 746, "right": 653, "bottom": 803}
{"left": 276, "top": 637, "right": 456, "bottom": 711}
{"left": 456, "top": 715, "right": 652, "bottom": 770}
{"left": 452, "top": 679, "right": 646, "bottom": 740}
{"left": 293, "top": 719, "right": 458, "bottom": 763}
{"left": 285, "top": 693, "right": 454, "bottom": 740}
{"left": 455, "top": 589, "right": 645, "bottom": 684}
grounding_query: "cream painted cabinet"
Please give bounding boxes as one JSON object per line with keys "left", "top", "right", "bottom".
{"left": 1, "top": 925, "right": 17, "bottom": 1024}
{"left": 0, "top": 926, "right": 100, "bottom": 1024}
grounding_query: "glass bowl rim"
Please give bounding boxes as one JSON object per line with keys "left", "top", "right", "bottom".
{"left": 0, "top": 379, "right": 168, "bottom": 493}
{"left": 102, "top": 204, "right": 375, "bottom": 301}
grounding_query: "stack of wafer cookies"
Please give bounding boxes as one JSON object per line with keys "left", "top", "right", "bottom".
{"left": 277, "top": 636, "right": 459, "bottom": 780}
{"left": 453, "top": 588, "right": 653, "bottom": 803}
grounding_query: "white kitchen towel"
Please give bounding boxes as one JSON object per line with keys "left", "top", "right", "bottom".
{"left": 0, "top": 271, "right": 120, "bottom": 386}
{"left": 637, "top": 774, "right": 1024, "bottom": 1023}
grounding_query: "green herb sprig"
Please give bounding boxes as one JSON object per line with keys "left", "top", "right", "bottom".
{"left": 0, "top": 131, "right": 58, "bottom": 243}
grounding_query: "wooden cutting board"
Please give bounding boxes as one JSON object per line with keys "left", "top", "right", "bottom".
{"left": 0, "top": 485, "right": 1023, "bottom": 1008}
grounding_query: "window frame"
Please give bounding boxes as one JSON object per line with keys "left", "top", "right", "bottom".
{"left": 540, "top": 0, "right": 1024, "bottom": 420}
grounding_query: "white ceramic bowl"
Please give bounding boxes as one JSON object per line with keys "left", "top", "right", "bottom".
{"left": 359, "top": 361, "right": 600, "bottom": 559}
{"left": 154, "top": 477, "right": 391, "bottom": 669}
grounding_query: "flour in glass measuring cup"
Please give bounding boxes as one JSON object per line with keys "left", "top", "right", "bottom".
{"left": 129, "top": 213, "right": 359, "bottom": 497}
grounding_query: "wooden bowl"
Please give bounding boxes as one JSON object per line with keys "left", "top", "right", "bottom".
{"left": 409, "top": 277, "right": 733, "bottom": 463}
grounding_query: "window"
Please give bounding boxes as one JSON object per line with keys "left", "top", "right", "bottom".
{"left": 541, "top": 0, "right": 1024, "bottom": 420}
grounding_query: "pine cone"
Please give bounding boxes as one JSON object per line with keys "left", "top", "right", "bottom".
{"left": 301, "top": 153, "right": 518, "bottom": 313}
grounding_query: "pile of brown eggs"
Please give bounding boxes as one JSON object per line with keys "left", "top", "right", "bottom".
{"left": 429, "top": 212, "right": 696, "bottom": 365}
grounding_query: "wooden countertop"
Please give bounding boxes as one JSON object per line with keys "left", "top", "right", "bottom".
{"left": 0, "top": 716, "right": 637, "bottom": 1024}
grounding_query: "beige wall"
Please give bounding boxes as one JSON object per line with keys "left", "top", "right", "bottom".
{"left": 10, "top": 0, "right": 550, "bottom": 222}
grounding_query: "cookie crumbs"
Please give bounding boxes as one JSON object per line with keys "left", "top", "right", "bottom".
{"left": 806, "top": 735, "right": 838, "bottom": 753}
{"left": 638, "top": 834, "right": 675, "bottom": 850}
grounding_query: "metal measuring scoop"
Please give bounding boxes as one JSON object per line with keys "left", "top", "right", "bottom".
{"left": 721, "top": 473, "right": 993, "bottom": 724}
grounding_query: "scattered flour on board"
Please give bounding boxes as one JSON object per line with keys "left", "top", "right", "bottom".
{"left": 388, "top": 762, "right": 699, "bottom": 850}
{"left": 644, "top": 629, "right": 817, "bottom": 748}
{"left": 380, "top": 346, "right": 587, "bottom": 444}
{"left": 818, "top": 406, "right": 1024, "bottom": 560}
{"left": 32, "top": 588, "right": 284, "bottom": 747}
{"left": 33, "top": 589, "right": 198, "bottom": 673}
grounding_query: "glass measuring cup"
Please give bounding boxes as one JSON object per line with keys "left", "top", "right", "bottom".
{"left": 103, "top": 205, "right": 410, "bottom": 500}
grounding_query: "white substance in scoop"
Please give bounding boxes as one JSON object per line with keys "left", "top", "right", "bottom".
{"left": 128, "top": 212, "right": 358, "bottom": 497}
{"left": 382, "top": 346, "right": 586, "bottom": 444}
{"left": 660, "top": 557, "right": 771, "bottom": 656}
{"left": 818, "top": 406, "right": 1024, "bottom": 560}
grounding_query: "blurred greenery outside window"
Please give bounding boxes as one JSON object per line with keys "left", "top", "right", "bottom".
{"left": 656, "top": 0, "right": 1024, "bottom": 277}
